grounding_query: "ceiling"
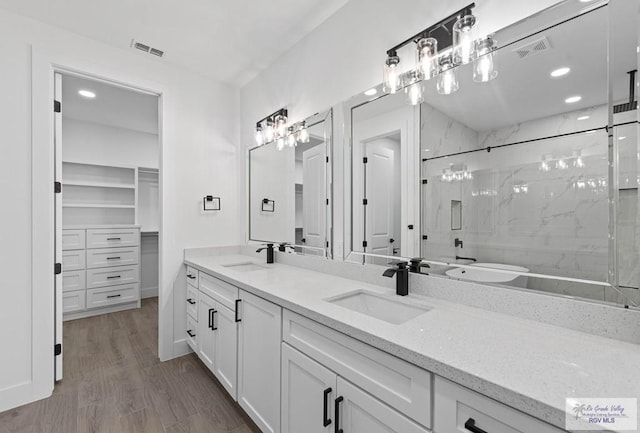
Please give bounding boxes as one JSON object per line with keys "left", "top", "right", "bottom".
{"left": 62, "top": 74, "right": 159, "bottom": 134}
{"left": 0, "top": 0, "right": 350, "bottom": 86}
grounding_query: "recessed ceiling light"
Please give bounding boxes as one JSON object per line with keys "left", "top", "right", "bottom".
{"left": 364, "top": 88, "right": 377, "bottom": 96}
{"left": 619, "top": 136, "right": 627, "bottom": 141}
{"left": 78, "top": 90, "right": 96, "bottom": 99}
{"left": 577, "top": 115, "right": 590, "bottom": 120}
{"left": 565, "top": 96, "right": 582, "bottom": 104}
{"left": 550, "top": 67, "right": 571, "bottom": 78}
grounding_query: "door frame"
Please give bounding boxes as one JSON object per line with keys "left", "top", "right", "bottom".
{"left": 29, "top": 46, "right": 167, "bottom": 408}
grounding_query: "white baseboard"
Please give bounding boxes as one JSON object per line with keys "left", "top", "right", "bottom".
{"left": 63, "top": 301, "right": 140, "bottom": 321}
{"left": 141, "top": 286, "right": 158, "bottom": 299}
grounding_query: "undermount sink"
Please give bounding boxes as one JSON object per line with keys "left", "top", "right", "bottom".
{"left": 326, "top": 290, "right": 431, "bottom": 325}
{"left": 445, "top": 263, "right": 530, "bottom": 287}
{"left": 222, "top": 262, "right": 268, "bottom": 272}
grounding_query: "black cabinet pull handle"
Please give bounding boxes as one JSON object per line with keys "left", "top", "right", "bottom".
{"left": 465, "top": 418, "right": 488, "bottom": 433}
{"left": 208, "top": 308, "right": 215, "bottom": 330}
{"left": 107, "top": 294, "right": 121, "bottom": 299}
{"left": 187, "top": 298, "right": 196, "bottom": 305}
{"left": 235, "top": 299, "right": 241, "bottom": 322}
{"left": 107, "top": 275, "right": 121, "bottom": 279}
{"left": 187, "top": 330, "right": 195, "bottom": 338}
{"left": 106, "top": 257, "right": 121, "bottom": 260}
{"left": 323, "top": 387, "right": 332, "bottom": 427}
{"left": 212, "top": 310, "right": 218, "bottom": 331}
{"left": 334, "top": 396, "right": 343, "bottom": 433}
{"left": 107, "top": 237, "right": 121, "bottom": 241}
{"left": 187, "top": 274, "right": 196, "bottom": 279}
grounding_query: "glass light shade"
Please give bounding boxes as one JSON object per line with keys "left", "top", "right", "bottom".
{"left": 417, "top": 37, "right": 438, "bottom": 80}
{"left": 274, "top": 114, "right": 287, "bottom": 138}
{"left": 287, "top": 127, "right": 296, "bottom": 147}
{"left": 255, "top": 124, "right": 264, "bottom": 146}
{"left": 405, "top": 81, "right": 424, "bottom": 106}
{"left": 453, "top": 15, "right": 477, "bottom": 65}
{"left": 276, "top": 137, "right": 285, "bottom": 151}
{"left": 265, "top": 120, "right": 275, "bottom": 142}
{"left": 298, "top": 121, "right": 310, "bottom": 143}
{"left": 383, "top": 53, "right": 401, "bottom": 94}
{"left": 473, "top": 37, "right": 498, "bottom": 82}
{"left": 437, "top": 56, "right": 459, "bottom": 95}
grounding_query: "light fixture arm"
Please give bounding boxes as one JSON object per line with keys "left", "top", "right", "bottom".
{"left": 385, "top": 3, "right": 475, "bottom": 57}
{"left": 256, "top": 108, "right": 288, "bottom": 126}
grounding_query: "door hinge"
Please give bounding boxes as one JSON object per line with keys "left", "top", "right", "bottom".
{"left": 326, "top": 156, "right": 329, "bottom": 163}
{"left": 363, "top": 157, "right": 368, "bottom": 164}
{"left": 362, "top": 198, "right": 368, "bottom": 206}
{"left": 326, "top": 241, "right": 329, "bottom": 248}
{"left": 422, "top": 179, "right": 428, "bottom": 185}
{"left": 54, "top": 343, "right": 62, "bottom": 356}
{"left": 54, "top": 100, "right": 61, "bottom": 113}
{"left": 54, "top": 181, "right": 62, "bottom": 193}
{"left": 326, "top": 199, "right": 329, "bottom": 205}
{"left": 408, "top": 225, "right": 414, "bottom": 230}
{"left": 422, "top": 235, "right": 428, "bottom": 240}
{"left": 54, "top": 263, "right": 62, "bottom": 275}
{"left": 362, "top": 241, "right": 368, "bottom": 248}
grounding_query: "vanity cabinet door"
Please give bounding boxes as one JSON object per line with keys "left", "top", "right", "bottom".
{"left": 282, "top": 343, "right": 336, "bottom": 433}
{"left": 335, "top": 377, "right": 430, "bottom": 433}
{"left": 237, "top": 290, "right": 282, "bottom": 433}
{"left": 197, "top": 292, "right": 217, "bottom": 372}
{"left": 213, "top": 302, "right": 238, "bottom": 400}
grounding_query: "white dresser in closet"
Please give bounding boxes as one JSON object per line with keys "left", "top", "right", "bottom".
{"left": 62, "top": 226, "right": 141, "bottom": 320}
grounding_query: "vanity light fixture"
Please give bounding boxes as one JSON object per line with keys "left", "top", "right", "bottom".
{"left": 383, "top": 51, "right": 402, "bottom": 94}
{"left": 265, "top": 119, "right": 275, "bottom": 143}
{"left": 565, "top": 95, "right": 582, "bottom": 104}
{"left": 298, "top": 121, "right": 310, "bottom": 143}
{"left": 78, "top": 89, "right": 96, "bottom": 98}
{"left": 417, "top": 37, "right": 438, "bottom": 80}
{"left": 287, "top": 127, "right": 297, "bottom": 147}
{"left": 255, "top": 123, "right": 264, "bottom": 146}
{"left": 550, "top": 67, "right": 571, "bottom": 78}
{"left": 437, "top": 55, "right": 460, "bottom": 95}
{"left": 441, "top": 164, "right": 473, "bottom": 182}
{"left": 406, "top": 73, "right": 425, "bottom": 105}
{"left": 453, "top": 14, "right": 478, "bottom": 65}
{"left": 473, "top": 36, "right": 498, "bottom": 82}
{"left": 255, "top": 108, "right": 287, "bottom": 146}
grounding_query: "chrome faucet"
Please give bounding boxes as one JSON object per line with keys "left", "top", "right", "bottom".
{"left": 383, "top": 261, "right": 409, "bottom": 296}
{"left": 256, "top": 243, "right": 274, "bottom": 264}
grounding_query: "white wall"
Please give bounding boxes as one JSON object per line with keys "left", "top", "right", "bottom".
{"left": 239, "top": 0, "right": 563, "bottom": 258}
{"left": 62, "top": 118, "right": 159, "bottom": 168}
{"left": 0, "top": 7, "right": 241, "bottom": 411}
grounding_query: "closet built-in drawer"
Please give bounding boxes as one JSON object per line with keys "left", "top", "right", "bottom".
{"left": 86, "top": 228, "right": 139, "bottom": 249}
{"left": 199, "top": 272, "right": 238, "bottom": 310}
{"left": 62, "top": 229, "right": 85, "bottom": 250}
{"left": 186, "top": 314, "right": 197, "bottom": 351}
{"left": 433, "top": 377, "right": 566, "bottom": 433}
{"left": 62, "top": 270, "right": 86, "bottom": 292}
{"left": 62, "top": 249, "right": 86, "bottom": 271}
{"left": 86, "top": 246, "right": 139, "bottom": 269}
{"left": 186, "top": 266, "right": 199, "bottom": 288}
{"left": 86, "top": 284, "right": 139, "bottom": 309}
{"left": 86, "top": 265, "right": 139, "bottom": 289}
{"left": 283, "top": 310, "right": 432, "bottom": 428}
{"left": 187, "top": 285, "right": 198, "bottom": 320}
{"left": 63, "top": 290, "right": 86, "bottom": 313}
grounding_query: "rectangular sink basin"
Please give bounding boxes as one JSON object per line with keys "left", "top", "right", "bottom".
{"left": 326, "top": 290, "right": 431, "bottom": 325}
{"left": 222, "top": 262, "right": 267, "bottom": 272}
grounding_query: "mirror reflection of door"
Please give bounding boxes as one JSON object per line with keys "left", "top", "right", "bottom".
{"left": 363, "top": 135, "right": 401, "bottom": 261}
{"left": 296, "top": 141, "right": 326, "bottom": 255}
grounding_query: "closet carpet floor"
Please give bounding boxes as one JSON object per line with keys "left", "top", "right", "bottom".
{"left": 0, "top": 297, "right": 261, "bottom": 433}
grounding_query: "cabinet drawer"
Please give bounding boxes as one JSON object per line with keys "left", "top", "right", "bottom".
{"left": 86, "top": 265, "right": 139, "bottom": 289}
{"left": 86, "top": 284, "right": 139, "bottom": 309}
{"left": 86, "top": 247, "right": 139, "bottom": 269}
{"left": 86, "top": 228, "right": 139, "bottom": 249}
{"left": 62, "top": 229, "right": 85, "bottom": 250}
{"left": 186, "top": 266, "right": 199, "bottom": 288}
{"left": 187, "top": 285, "right": 198, "bottom": 320}
{"left": 62, "top": 249, "right": 86, "bottom": 271}
{"left": 62, "top": 270, "right": 86, "bottom": 292}
{"left": 434, "top": 377, "right": 565, "bottom": 433}
{"left": 63, "top": 290, "right": 86, "bottom": 313}
{"left": 186, "top": 314, "right": 197, "bottom": 352}
{"left": 200, "top": 272, "right": 238, "bottom": 310}
{"left": 283, "top": 310, "right": 432, "bottom": 428}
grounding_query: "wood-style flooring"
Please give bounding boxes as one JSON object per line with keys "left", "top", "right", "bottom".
{"left": 0, "top": 298, "right": 261, "bottom": 433}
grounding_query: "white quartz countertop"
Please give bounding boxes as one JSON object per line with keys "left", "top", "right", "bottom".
{"left": 185, "top": 254, "right": 640, "bottom": 432}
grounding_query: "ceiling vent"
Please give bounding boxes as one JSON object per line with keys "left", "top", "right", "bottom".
{"left": 130, "top": 39, "right": 165, "bottom": 58}
{"left": 513, "top": 36, "right": 552, "bottom": 59}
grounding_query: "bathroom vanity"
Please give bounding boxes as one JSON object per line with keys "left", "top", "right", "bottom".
{"left": 183, "top": 253, "right": 640, "bottom": 433}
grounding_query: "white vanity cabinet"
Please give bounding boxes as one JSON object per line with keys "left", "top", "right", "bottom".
{"left": 237, "top": 289, "right": 282, "bottom": 433}
{"left": 197, "top": 292, "right": 217, "bottom": 371}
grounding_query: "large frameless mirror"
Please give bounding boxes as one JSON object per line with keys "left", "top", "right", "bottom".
{"left": 249, "top": 109, "right": 333, "bottom": 257}
{"left": 345, "top": 0, "right": 640, "bottom": 308}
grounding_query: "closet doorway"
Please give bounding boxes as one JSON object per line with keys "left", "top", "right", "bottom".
{"left": 54, "top": 72, "right": 161, "bottom": 381}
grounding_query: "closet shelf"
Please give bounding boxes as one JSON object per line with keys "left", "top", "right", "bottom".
{"left": 63, "top": 181, "right": 136, "bottom": 189}
{"left": 63, "top": 204, "right": 136, "bottom": 209}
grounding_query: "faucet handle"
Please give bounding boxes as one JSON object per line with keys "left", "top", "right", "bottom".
{"left": 387, "top": 260, "right": 408, "bottom": 268}
{"left": 278, "top": 242, "right": 295, "bottom": 252}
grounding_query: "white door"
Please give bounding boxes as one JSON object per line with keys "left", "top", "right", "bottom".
{"left": 213, "top": 302, "right": 238, "bottom": 399}
{"left": 54, "top": 72, "right": 63, "bottom": 381}
{"left": 282, "top": 343, "right": 336, "bottom": 433}
{"left": 302, "top": 145, "right": 327, "bottom": 253}
{"left": 365, "top": 139, "right": 400, "bottom": 258}
{"left": 336, "top": 377, "right": 429, "bottom": 433}
{"left": 197, "top": 293, "right": 216, "bottom": 372}
{"left": 237, "top": 290, "right": 282, "bottom": 433}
